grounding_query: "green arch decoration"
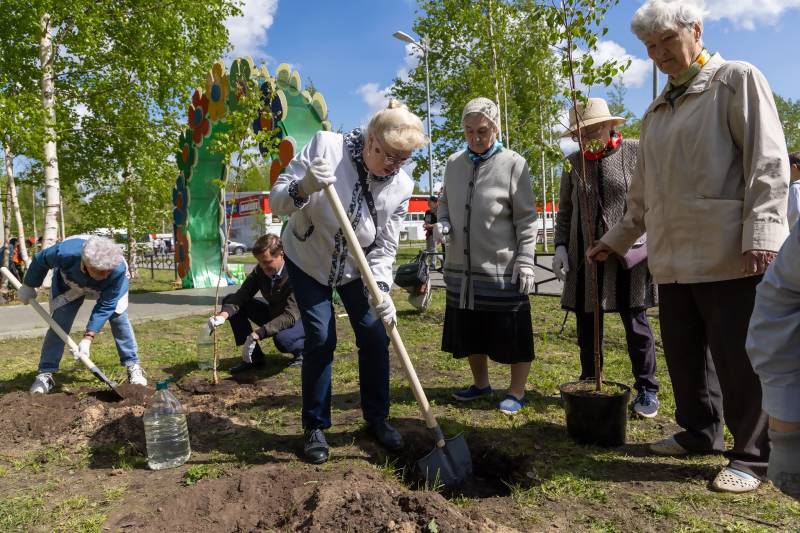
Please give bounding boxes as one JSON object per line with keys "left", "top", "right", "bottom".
{"left": 172, "top": 58, "right": 331, "bottom": 288}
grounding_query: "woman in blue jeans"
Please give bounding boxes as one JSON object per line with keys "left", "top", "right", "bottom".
{"left": 271, "top": 101, "right": 426, "bottom": 464}
{"left": 18, "top": 236, "right": 146, "bottom": 394}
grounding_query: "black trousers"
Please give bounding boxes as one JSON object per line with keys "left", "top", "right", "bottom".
{"left": 576, "top": 309, "right": 659, "bottom": 393}
{"left": 658, "top": 277, "right": 769, "bottom": 478}
{"left": 225, "top": 297, "right": 305, "bottom": 361}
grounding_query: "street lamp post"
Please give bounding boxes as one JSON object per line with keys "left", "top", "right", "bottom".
{"left": 393, "top": 30, "right": 434, "bottom": 194}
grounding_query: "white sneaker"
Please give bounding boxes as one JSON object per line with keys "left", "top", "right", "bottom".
{"left": 127, "top": 364, "right": 147, "bottom": 386}
{"left": 30, "top": 373, "right": 55, "bottom": 394}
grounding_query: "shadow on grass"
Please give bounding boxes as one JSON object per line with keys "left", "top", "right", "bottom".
{"left": 357, "top": 416, "right": 720, "bottom": 499}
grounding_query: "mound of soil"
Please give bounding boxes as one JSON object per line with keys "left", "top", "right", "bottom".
{"left": 0, "top": 391, "right": 83, "bottom": 443}
{"left": 0, "top": 385, "right": 155, "bottom": 451}
{"left": 105, "top": 464, "right": 517, "bottom": 533}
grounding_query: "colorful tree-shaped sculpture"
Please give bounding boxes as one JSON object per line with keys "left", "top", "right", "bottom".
{"left": 171, "top": 58, "right": 331, "bottom": 288}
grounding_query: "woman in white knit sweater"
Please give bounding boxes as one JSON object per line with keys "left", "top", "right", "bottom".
{"left": 271, "top": 101, "right": 426, "bottom": 465}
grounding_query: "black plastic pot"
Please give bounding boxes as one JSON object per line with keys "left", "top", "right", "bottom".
{"left": 559, "top": 380, "right": 631, "bottom": 447}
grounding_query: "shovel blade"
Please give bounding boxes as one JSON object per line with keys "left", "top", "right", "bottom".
{"left": 89, "top": 367, "right": 125, "bottom": 400}
{"left": 416, "top": 433, "right": 472, "bottom": 487}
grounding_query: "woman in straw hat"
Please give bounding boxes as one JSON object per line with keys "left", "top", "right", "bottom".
{"left": 271, "top": 100, "right": 427, "bottom": 464}
{"left": 587, "top": 0, "right": 789, "bottom": 493}
{"left": 434, "top": 97, "right": 538, "bottom": 415}
{"left": 554, "top": 97, "right": 659, "bottom": 418}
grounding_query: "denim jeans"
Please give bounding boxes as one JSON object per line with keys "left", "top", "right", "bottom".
{"left": 285, "top": 258, "right": 390, "bottom": 430}
{"left": 38, "top": 295, "right": 139, "bottom": 373}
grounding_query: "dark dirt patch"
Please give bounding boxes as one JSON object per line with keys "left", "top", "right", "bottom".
{"left": 559, "top": 380, "right": 630, "bottom": 397}
{"left": 105, "top": 464, "right": 517, "bottom": 532}
{"left": 90, "top": 383, "right": 154, "bottom": 406}
{"left": 176, "top": 376, "right": 241, "bottom": 395}
{"left": 0, "top": 391, "right": 84, "bottom": 444}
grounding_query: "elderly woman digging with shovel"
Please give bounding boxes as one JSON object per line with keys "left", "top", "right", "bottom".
{"left": 13, "top": 236, "right": 147, "bottom": 394}
{"left": 271, "top": 101, "right": 430, "bottom": 465}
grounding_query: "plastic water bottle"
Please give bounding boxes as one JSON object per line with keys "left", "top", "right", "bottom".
{"left": 196, "top": 325, "right": 214, "bottom": 370}
{"left": 143, "top": 380, "right": 191, "bottom": 470}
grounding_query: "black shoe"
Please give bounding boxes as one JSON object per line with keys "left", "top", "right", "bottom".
{"left": 304, "top": 429, "right": 329, "bottom": 464}
{"left": 229, "top": 358, "right": 266, "bottom": 374}
{"left": 367, "top": 419, "right": 404, "bottom": 452}
{"left": 288, "top": 354, "right": 303, "bottom": 367}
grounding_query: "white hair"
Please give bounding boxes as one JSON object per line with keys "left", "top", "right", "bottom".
{"left": 631, "top": 0, "right": 706, "bottom": 41}
{"left": 365, "top": 99, "right": 427, "bottom": 152}
{"left": 81, "top": 236, "right": 124, "bottom": 271}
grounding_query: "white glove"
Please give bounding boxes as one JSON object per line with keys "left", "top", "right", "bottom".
{"left": 432, "top": 221, "right": 451, "bottom": 245}
{"left": 77, "top": 338, "right": 92, "bottom": 360}
{"left": 299, "top": 156, "right": 336, "bottom": 197}
{"left": 241, "top": 334, "right": 259, "bottom": 363}
{"left": 369, "top": 292, "right": 397, "bottom": 327}
{"left": 207, "top": 315, "right": 226, "bottom": 331}
{"left": 553, "top": 245, "right": 570, "bottom": 282}
{"left": 17, "top": 284, "right": 36, "bottom": 304}
{"left": 511, "top": 263, "right": 535, "bottom": 294}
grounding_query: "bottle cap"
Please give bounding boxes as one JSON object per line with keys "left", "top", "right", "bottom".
{"left": 156, "top": 380, "right": 169, "bottom": 391}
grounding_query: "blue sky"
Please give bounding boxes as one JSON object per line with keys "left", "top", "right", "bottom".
{"left": 231, "top": 0, "right": 800, "bottom": 134}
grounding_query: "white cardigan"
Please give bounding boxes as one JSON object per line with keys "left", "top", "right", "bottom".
{"left": 271, "top": 131, "right": 413, "bottom": 290}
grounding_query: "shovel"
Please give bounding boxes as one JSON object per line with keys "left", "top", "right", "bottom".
{"left": 1, "top": 266, "right": 125, "bottom": 400}
{"left": 322, "top": 184, "right": 472, "bottom": 487}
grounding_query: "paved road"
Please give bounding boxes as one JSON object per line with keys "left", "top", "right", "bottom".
{"left": 0, "top": 256, "right": 563, "bottom": 340}
{"left": 0, "top": 286, "right": 239, "bottom": 340}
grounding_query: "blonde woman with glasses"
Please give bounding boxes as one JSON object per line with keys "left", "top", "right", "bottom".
{"left": 271, "top": 100, "right": 426, "bottom": 465}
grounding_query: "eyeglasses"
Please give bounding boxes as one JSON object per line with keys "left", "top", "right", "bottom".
{"left": 571, "top": 124, "right": 606, "bottom": 142}
{"left": 371, "top": 137, "right": 412, "bottom": 167}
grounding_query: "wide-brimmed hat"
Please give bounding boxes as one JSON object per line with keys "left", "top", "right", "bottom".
{"left": 561, "top": 98, "right": 626, "bottom": 137}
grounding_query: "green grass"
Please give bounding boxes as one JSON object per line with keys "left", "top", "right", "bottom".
{"left": 0, "top": 290, "right": 798, "bottom": 532}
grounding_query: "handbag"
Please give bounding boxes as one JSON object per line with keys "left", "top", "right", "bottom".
{"left": 394, "top": 251, "right": 430, "bottom": 290}
{"left": 620, "top": 234, "right": 647, "bottom": 270}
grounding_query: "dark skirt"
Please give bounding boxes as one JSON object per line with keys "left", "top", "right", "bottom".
{"left": 441, "top": 304, "right": 534, "bottom": 364}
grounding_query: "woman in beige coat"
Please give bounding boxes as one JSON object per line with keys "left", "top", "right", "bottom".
{"left": 587, "top": 0, "right": 789, "bottom": 493}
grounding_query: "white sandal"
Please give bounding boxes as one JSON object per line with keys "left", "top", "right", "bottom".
{"left": 649, "top": 435, "right": 689, "bottom": 456}
{"left": 711, "top": 467, "right": 761, "bottom": 493}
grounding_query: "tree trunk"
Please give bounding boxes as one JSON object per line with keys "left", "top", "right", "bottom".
{"left": 1, "top": 180, "right": 11, "bottom": 293}
{"left": 0, "top": 179, "right": 11, "bottom": 296}
{"left": 124, "top": 171, "right": 139, "bottom": 279}
{"left": 4, "top": 142, "right": 30, "bottom": 266}
{"left": 31, "top": 186, "right": 38, "bottom": 246}
{"left": 486, "top": 0, "right": 504, "bottom": 141}
{"left": 39, "top": 12, "right": 61, "bottom": 251}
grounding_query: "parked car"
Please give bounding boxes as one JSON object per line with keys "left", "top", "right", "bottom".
{"left": 227, "top": 240, "right": 248, "bottom": 256}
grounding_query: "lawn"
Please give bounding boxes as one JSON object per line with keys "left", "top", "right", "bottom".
{"left": 0, "top": 290, "right": 796, "bottom": 531}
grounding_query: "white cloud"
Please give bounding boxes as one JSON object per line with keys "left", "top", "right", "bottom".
{"left": 356, "top": 82, "right": 392, "bottom": 117}
{"left": 356, "top": 44, "right": 423, "bottom": 122}
{"left": 702, "top": 0, "right": 800, "bottom": 30}
{"left": 593, "top": 40, "right": 650, "bottom": 88}
{"left": 224, "top": 0, "right": 279, "bottom": 59}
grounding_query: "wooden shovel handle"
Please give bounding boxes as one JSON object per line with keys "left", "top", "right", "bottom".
{"left": 322, "top": 186, "right": 445, "bottom": 447}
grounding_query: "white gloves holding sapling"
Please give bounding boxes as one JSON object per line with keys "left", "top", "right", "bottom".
{"left": 300, "top": 157, "right": 336, "bottom": 197}
{"left": 433, "top": 221, "right": 451, "bottom": 245}
{"left": 17, "top": 284, "right": 36, "bottom": 304}
{"left": 369, "top": 292, "right": 397, "bottom": 327}
{"left": 553, "top": 245, "right": 570, "bottom": 282}
{"left": 207, "top": 314, "right": 226, "bottom": 331}
{"left": 512, "top": 262, "right": 536, "bottom": 294}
